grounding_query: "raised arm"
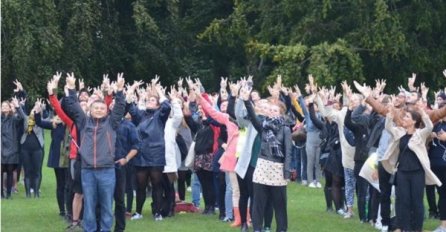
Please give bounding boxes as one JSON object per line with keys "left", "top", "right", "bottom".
{"left": 235, "top": 98, "right": 249, "bottom": 128}
{"left": 62, "top": 73, "right": 87, "bottom": 130}
{"left": 309, "top": 103, "right": 324, "bottom": 130}
{"left": 34, "top": 112, "right": 53, "bottom": 130}
{"left": 420, "top": 110, "right": 434, "bottom": 139}
{"left": 244, "top": 100, "right": 262, "bottom": 133}
{"left": 49, "top": 95, "right": 73, "bottom": 127}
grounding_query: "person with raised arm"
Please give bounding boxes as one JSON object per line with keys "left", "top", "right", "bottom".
{"left": 241, "top": 84, "right": 292, "bottom": 232}
{"left": 126, "top": 77, "right": 171, "bottom": 221}
{"left": 62, "top": 73, "right": 126, "bottom": 232}
{"left": 381, "top": 104, "right": 441, "bottom": 232}
{"left": 1, "top": 96, "right": 23, "bottom": 199}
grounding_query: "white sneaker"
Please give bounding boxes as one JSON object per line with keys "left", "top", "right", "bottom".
{"left": 187, "top": 187, "right": 192, "bottom": 192}
{"left": 301, "top": 180, "right": 308, "bottom": 185}
{"left": 131, "top": 213, "right": 143, "bottom": 220}
{"left": 154, "top": 213, "right": 163, "bottom": 221}
{"left": 380, "top": 225, "right": 389, "bottom": 232}
{"left": 374, "top": 221, "right": 382, "bottom": 230}
{"left": 336, "top": 209, "right": 346, "bottom": 216}
{"left": 308, "top": 182, "right": 316, "bottom": 188}
{"left": 343, "top": 211, "right": 353, "bottom": 219}
{"left": 316, "top": 182, "right": 322, "bottom": 188}
{"left": 433, "top": 226, "right": 446, "bottom": 232}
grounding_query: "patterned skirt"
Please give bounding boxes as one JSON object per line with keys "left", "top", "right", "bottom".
{"left": 253, "top": 158, "right": 287, "bottom": 186}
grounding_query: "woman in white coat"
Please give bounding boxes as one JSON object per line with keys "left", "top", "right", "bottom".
{"left": 381, "top": 107, "right": 441, "bottom": 232}
{"left": 163, "top": 93, "right": 184, "bottom": 217}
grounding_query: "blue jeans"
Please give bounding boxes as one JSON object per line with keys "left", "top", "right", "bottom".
{"left": 225, "top": 172, "right": 233, "bottom": 219}
{"left": 294, "top": 145, "right": 307, "bottom": 182}
{"left": 192, "top": 172, "right": 201, "bottom": 207}
{"left": 81, "top": 168, "right": 115, "bottom": 232}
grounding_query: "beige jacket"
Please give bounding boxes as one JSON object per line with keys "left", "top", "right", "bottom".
{"left": 381, "top": 111, "right": 441, "bottom": 186}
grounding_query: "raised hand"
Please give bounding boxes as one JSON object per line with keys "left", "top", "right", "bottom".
{"left": 294, "top": 85, "right": 302, "bottom": 98}
{"left": 177, "top": 77, "right": 184, "bottom": 88}
{"left": 116, "top": 73, "right": 125, "bottom": 91}
{"left": 78, "top": 78, "right": 85, "bottom": 90}
{"left": 443, "top": 69, "right": 446, "bottom": 79}
{"left": 408, "top": 73, "right": 416, "bottom": 91}
{"left": 353, "top": 81, "right": 370, "bottom": 98}
{"left": 151, "top": 75, "right": 160, "bottom": 86}
{"left": 11, "top": 96, "right": 19, "bottom": 108}
{"left": 220, "top": 77, "right": 228, "bottom": 89}
{"left": 185, "top": 76, "right": 194, "bottom": 89}
{"left": 66, "top": 73, "right": 76, "bottom": 89}
{"left": 420, "top": 82, "right": 429, "bottom": 100}
{"left": 53, "top": 72, "right": 62, "bottom": 84}
{"left": 47, "top": 79, "right": 56, "bottom": 95}
{"left": 13, "top": 79, "right": 24, "bottom": 92}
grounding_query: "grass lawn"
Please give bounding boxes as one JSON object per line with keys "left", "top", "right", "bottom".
{"left": 1, "top": 132, "right": 440, "bottom": 231}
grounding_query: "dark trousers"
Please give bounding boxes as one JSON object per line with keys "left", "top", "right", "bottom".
{"left": 238, "top": 166, "right": 254, "bottom": 224}
{"left": 125, "top": 164, "right": 134, "bottom": 213}
{"left": 378, "top": 162, "right": 392, "bottom": 227}
{"left": 65, "top": 167, "right": 74, "bottom": 218}
{"left": 196, "top": 169, "right": 215, "bottom": 209}
{"left": 300, "top": 146, "right": 307, "bottom": 181}
{"left": 1, "top": 164, "right": 17, "bottom": 197}
{"left": 354, "top": 161, "right": 369, "bottom": 222}
{"left": 21, "top": 147, "right": 43, "bottom": 196}
{"left": 426, "top": 185, "right": 438, "bottom": 215}
{"left": 177, "top": 170, "right": 191, "bottom": 201}
{"left": 114, "top": 166, "right": 126, "bottom": 232}
{"left": 216, "top": 171, "right": 226, "bottom": 217}
{"left": 368, "top": 186, "right": 380, "bottom": 222}
{"left": 432, "top": 166, "right": 446, "bottom": 220}
{"left": 395, "top": 170, "right": 425, "bottom": 231}
{"left": 135, "top": 166, "right": 164, "bottom": 215}
{"left": 54, "top": 168, "right": 67, "bottom": 214}
{"left": 252, "top": 183, "right": 287, "bottom": 232}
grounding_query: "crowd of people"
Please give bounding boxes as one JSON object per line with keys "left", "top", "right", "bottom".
{"left": 2, "top": 70, "right": 446, "bottom": 232}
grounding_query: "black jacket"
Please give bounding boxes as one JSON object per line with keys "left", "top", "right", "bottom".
{"left": 244, "top": 100, "right": 292, "bottom": 179}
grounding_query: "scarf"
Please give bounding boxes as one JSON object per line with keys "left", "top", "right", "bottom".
{"left": 263, "top": 117, "right": 285, "bottom": 158}
{"left": 27, "top": 114, "right": 35, "bottom": 134}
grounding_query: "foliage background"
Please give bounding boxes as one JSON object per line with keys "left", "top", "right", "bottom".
{"left": 2, "top": 0, "right": 446, "bottom": 101}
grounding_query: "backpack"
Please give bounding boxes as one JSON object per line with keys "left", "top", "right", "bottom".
{"left": 344, "top": 127, "right": 355, "bottom": 146}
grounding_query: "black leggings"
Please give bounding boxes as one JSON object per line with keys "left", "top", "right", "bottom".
{"left": 1, "top": 164, "right": 17, "bottom": 196}
{"left": 196, "top": 169, "right": 215, "bottom": 209}
{"left": 21, "top": 147, "right": 43, "bottom": 196}
{"left": 54, "top": 168, "right": 67, "bottom": 214}
{"left": 135, "top": 166, "right": 164, "bottom": 215}
{"left": 177, "top": 170, "right": 191, "bottom": 201}
{"left": 325, "top": 170, "right": 344, "bottom": 211}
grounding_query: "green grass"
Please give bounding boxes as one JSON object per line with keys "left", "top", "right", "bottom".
{"left": 1, "top": 132, "right": 440, "bottom": 231}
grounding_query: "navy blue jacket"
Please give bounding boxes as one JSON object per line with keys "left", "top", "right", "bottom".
{"left": 127, "top": 101, "right": 171, "bottom": 167}
{"left": 115, "top": 119, "right": 139, "bottom": 163}
{"left": 35, "top": 113, "right": 68, "bottom": 168}
{"left": 429, "top": 121, "right": 446, "bottom": 167}
{"left": 63, "top": 89, "right": 126, "bottom": 169}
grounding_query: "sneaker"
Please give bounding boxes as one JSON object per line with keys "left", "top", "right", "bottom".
{"left": 316, "top": 182, "right": 322, "bottom": 188}
{"left": 301, "top": 180, "right": 308, "bottom": 185}
{"left": 433, "top": 226, "right": 446, "bottom": 232}
{"left": 336, "top": 209, "right": 346, "bottom": 216}
{"left": 263, "top": 227, "right": 271, "bottom": 232}
{"left": 380, "top": 225, "right": 389, "bottom": 232}
{"left": 187, "top": 186, "right": 192, "bottom": 192}
{"left": 308, "top": 182, "right": 316, "bottom": 188}
{"left": 131, "top": 213, "right": 143, "bottom": 220}
{"left": 343, "top": 211, "right": 353, "bottom": 219}
{"left": 222, "top": 217, "right": 233, "bottom": 222}
{"left": 374, "top": 221, "right": 382, "bottom": 230}
{"left": 154, "top": 213, "right": 163, "bottom": 221}
{"left": 65, "top": 222, "right": 82, "bottom": 232}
